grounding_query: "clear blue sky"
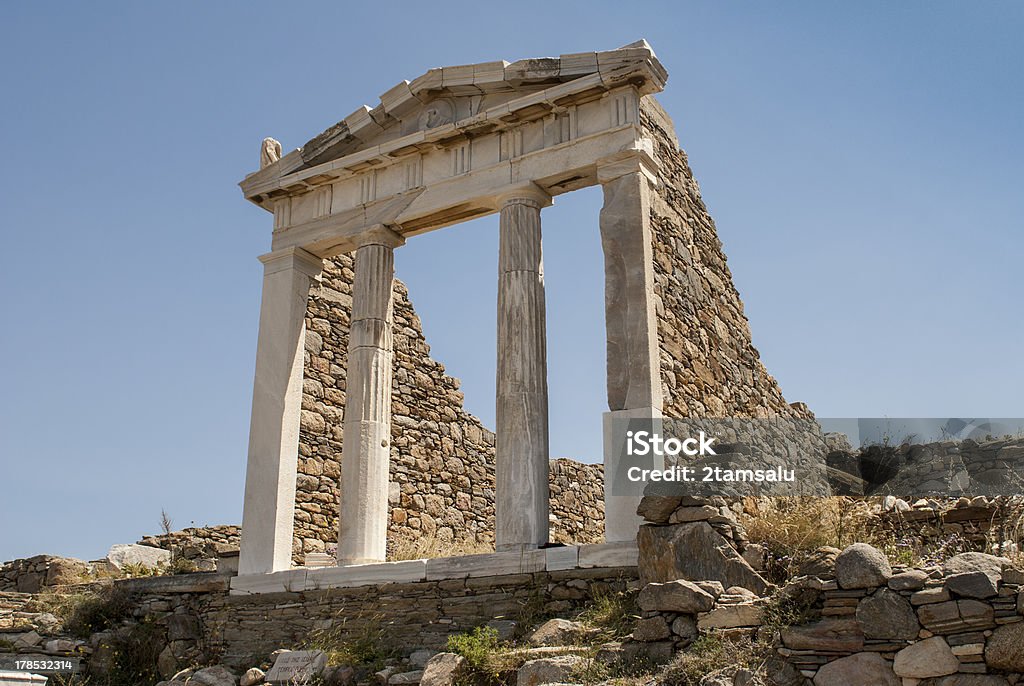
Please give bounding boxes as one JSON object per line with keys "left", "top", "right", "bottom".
{"left": 1, "top": 2, "right": 1021, "bottom": 562}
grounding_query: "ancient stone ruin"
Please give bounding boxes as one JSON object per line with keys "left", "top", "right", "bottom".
{"left": 235, "top": 39, "right": 808, "bottom": 587}
{"left": 2, "top": 41, "right": 1020, "bottom": 686}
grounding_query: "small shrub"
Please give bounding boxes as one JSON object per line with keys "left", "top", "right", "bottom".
{"left": 742, "top": 497, "right": 881, "bottom": 582}
{"left": 446, "top": 626, "right": 520, "bottom": 685}
{"left": 576, "top": 589, "right": 638, "bottom": 641}
{"left": 168, "top": 557, "right": 198, "bottom": 575}
{"left": 27, "top": 584, "right": 135, "bottom": 639}
{"left": 119, "top": 562, "right": 159, "bottom": 578}
{"left": 306, "top": 612, "right": 396, "bottom": 670}
{"left": 447, "top": 626, "right": 501, "bottom": 672}
{"left": 661, "top": 634, "right": 763, "bottom": 686}
{"left": 105, "top": 620, "right": 164, "bottom": 686}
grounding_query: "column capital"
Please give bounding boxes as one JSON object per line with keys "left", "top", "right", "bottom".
{"left": 258, "top": 246, "right": 323, "bottom": 277}
{"left": 495, "top": 183, "right": 552, "bottom": 210}
{"left": 354, "top": 224, "right": 406, "bottom": 250}
{"left": 596, "top": 140, "right": 659, "bottom": 186}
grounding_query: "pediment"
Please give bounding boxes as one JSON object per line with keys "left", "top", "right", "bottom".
{"left": 243, "top": 40, "right": 666, "bottom": 194}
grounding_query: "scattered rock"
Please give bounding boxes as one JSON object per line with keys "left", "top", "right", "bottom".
{"left": 389, "top": 670, "right": 424, "bottom": 684}
{"left": 945, "top": 571, "right": 998, "bottom": 599}
{"left": 637, "top": 580, "right": 715, "bottom": 613}
{"left": 105, "top": 543, "right": 171, "bottom": 570}
{"left": 919, "top": 675, "right": 1010, "bottom": 686}
{"left": 893, "top": 637, "right": 959, "bottom": 678}
{"left": 516, "top": 655, "right": 583, "bottom": 686}
{"left": 888, "top": 569, "right": 928, "bottom": 591}
{"left": 637, "top": 494, "right": 682, "bottom": 523}
{"left": 781, "top": 619, "right": 864, "bottom": 652}
{"left": 528, "top": 618, "right": 587, "bottom": 647}
{"left": 240, "top": 667, "right": 265, "bottom": 686}
{"left": 189, "top": 666, "right": 238, "bottom": 686}
{"left": 671, "top": 615, "right": 698, "bottom": 643}
{"left": 813, "top": 652, "right": 898, "bottom": 686}
{"left": 984, "top": 621, "right": 1024, "bottom": 672}
{"left": 856, "top": 588, "right": 919, "bottom": 640}
{"left": 631, "top": 616, "right": 671, "bottom": 642}
{"left": 638, "top": 522, "right": 769, "bottom": 594}
{"left": 799, "top": 547, "right": 840, "bottom": 579}
{"left": 942, "top": 552, "right": 1007, "bottom": 579}
{"left": 835, "top": 543, "right": 891, "bottom": 589}
{"left": 697, "top": 602, "right": 763, "bottom": 629}
{"left": 420, "top": 653, "right": 464, "bottom": 686}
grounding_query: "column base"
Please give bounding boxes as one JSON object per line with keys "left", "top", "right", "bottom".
{"left": 603, "top": 407, "right": 664, "bottom": 542}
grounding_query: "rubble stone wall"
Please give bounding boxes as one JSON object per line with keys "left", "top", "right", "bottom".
{"left": 4, "top": 567, "right": 637, "bottom": 679}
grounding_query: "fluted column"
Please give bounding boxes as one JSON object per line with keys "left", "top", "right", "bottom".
{"left": 239, "top": 247, "right": 323, "bottom": 575}
{"left": 337, "top": 225, "right": 405, "bottom": 564}
{"left": 495, "top": 185, "right": 552, "bottom": 552}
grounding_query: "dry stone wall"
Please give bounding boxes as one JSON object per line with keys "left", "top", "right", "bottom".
{"left": 775, "top": 547, "right": 1024, "bottom": 683}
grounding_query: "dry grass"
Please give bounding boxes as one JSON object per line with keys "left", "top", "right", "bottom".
{"left": 740, "top": 496, "right": 879, "bottom": 580}
{"left": 388, "top": 532, "right": 493, "bottom": 561}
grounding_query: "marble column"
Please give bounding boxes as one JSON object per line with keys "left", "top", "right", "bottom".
{"left": 337, "top": 225, "right": 405, "bottom": 564}
{"left": 495, "top": 185, "right": 552, "bottom": 552}
{"left": 597, "top": 153, "right": 665, "bottom": 542}
{"left": 239, "top": 247, "right": 323, "bottom": 575}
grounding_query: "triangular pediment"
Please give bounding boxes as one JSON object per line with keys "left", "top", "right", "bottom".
{"left": 259, "top": 41, "right": 665, "bottom": 177}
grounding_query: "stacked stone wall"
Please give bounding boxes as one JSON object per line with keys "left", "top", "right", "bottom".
{"left": 0, "top": 567, "right": 638, "bottom": 680}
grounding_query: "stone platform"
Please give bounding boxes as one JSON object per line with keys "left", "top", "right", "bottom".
{"left": 229, "top": 541, "right": 637, "bottom": 595}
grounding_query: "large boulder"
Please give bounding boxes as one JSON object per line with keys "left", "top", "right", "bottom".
{"left": 887, "top": 569, "right": 928, "bottom": 591}
{"left": 637, "top": 580, "right": 715, "bottom": 613}
{"left": 106, "top": 543, "right": 171, "bottom": 571}
{"left": 813, "top": 652, "right": 898, "bottom": 686}
{"left": 855, "top": 589, "right": 919, "bottom": 640}
{"left": 631, "top": 616, "right": 672, "bottom": 642}
{"left": 945, "top": 571, "right": 998, "bottom": 599}
{"left": 420, "top": 653, "right": 465, "bottom": 686}
{"left": 239, "top": 668, "right": 264, "bottom": 686}
{"left": 781, "top": 619, "right": 864, "bottom": 652}
{"left": 189, "top": 666, "right": 238, "bottom": 686}
{"left": 919, "top": 676, "right": 1010, "bottom": 686}
{"left": 834, "top": 543, "right": 891, "bottom": 589}
{"left": 44, "top": 557, "right": 89, "bottom": 586}
{"left": 893, "top": 637, "right": 958, "bottom": 678}
{"left": 637, "top": 522, "right": 769, "bottom": 594}
{"left": 984, "top": 621, "right": 1024, "bottom": 672}
{"left": 942, "top": 552, "right": 1007, "bottom": 578}
{"left": 637, "top": 494, "right": 682, "bottom": 523}
{"left": 516, "top": 655, "right": 583, "bottom": 686}
{"left": 798, "top": 547, "right": 840, "bottom": 578}
{"left": 527, "top": 618, "right": 587, "bottom": 647}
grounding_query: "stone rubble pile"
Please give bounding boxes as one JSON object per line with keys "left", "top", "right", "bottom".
{"left": 137, "top": 525, "right": 241, "bottom": 572}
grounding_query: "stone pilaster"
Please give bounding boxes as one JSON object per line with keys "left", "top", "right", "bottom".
{"left": 597, "top": 151, "right": 662, "bottom": 413}
{"left": 337, "top": 225, "right": 405, "bottom": 564}
{"left": 239, "top": 247, "right": 323, "bottom": 575}
{"left": 495, "top": 185, "right": 552, "bottom": 552}
{"left": 597, "top": 150, "right": 664, "bottom": 542}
